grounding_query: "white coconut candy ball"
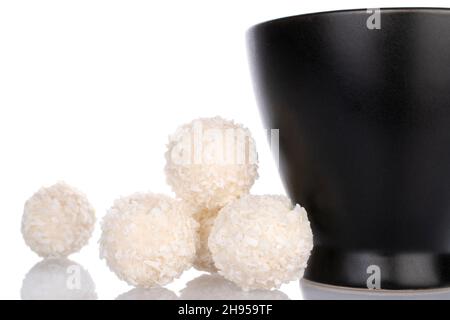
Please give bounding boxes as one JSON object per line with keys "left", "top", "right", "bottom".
{"left": 165, "top": 116, "right": 259, "bottom": 209}
{"left": 21, "top": 182, "right": 96, "bottom": 258}
{"left": 21, "top": 258, "right": 97, "bottom": 300}
{"left": 100, "top": 193, "right": 198, "bottom": 288}
{"left": 209, "top": 195, "right": 313, "bottom": 291}
{"left": 193, "top": 207, "right": 220, "bottom": 272}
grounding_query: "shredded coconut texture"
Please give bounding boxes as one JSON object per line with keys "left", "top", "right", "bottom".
{"left": 193, "top": 208, "right": 220, "bottom": 272}
{"left": 21, "top": 182, "right": 96, "bottom": 258}
{"left": 99, "top": 193, "right": 198, "bottom": 288}
{"left": 21, "top": 258, "right": 97, "bottom": 300}
{"left": 209, "top": 195, "right": 313, "bottom": 291}
{"left": 180, "top": 274, "right": 289, "bottom": 300}
{"left": 165, "top": 117, "right": 259, "bottom": 209}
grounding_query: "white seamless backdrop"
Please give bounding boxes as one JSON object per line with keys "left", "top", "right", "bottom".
{"left": 0, "top": 0, "right": 448, "bottom": 300}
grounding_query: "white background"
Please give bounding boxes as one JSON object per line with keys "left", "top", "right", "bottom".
{"left": 0, "top": 0, "right": 449, "bottom": 300}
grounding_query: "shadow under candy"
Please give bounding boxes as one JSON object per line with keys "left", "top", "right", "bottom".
{"left": 180, "top": 274, "right": 290, "bottom": 300}
{"left": 21, "top": 258, "right": 97, "bottom": 300}
{"left": 300, "top": 279, "right": 450, "bottom": 300}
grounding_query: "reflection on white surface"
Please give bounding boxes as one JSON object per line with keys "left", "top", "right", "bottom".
{"left": 300, "top": 280, "right": 450, "bottom": 300}
{"left": 21, "top": 258, "right": 97, "bottom": 300}
{"left": 116, "top": 287, "right": 177, "bottom": 300}
{"left": 180, "top": 274, "right": 289, "bottom": 300}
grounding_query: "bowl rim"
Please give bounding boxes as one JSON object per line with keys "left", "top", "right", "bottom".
{"left": 248, "top": 7, "right": 450, "bottom": 32}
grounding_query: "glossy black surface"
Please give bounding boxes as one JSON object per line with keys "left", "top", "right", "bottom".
{"left": 248, "top": 8, "right": 450, "bottom": 289}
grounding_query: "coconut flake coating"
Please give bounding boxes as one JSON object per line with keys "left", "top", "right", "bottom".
{"left": 209, "top": 195, "right": 313, "bottom": 291}
{"left": 21, "top": 182, "right": 96, "bottom": 258}
{"left": 165, "top": 117, "right": 259, "bottom": 209}
{"left": 193, "top": 208, "right": 220, "bottom": 272}
{"left": 100, "top": 193, "right": 198, "bottom": 288}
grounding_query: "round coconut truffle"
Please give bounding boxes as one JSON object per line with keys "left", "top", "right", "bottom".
{"left": 100, "top": 193, "right": 198, "bottom": 288}
{"left": 165, "top": 117, "right": 259, "bottom": 209}
{"left": 21, "top": 258, "right": 97, "bottom": 300}
{"left": 193, "top": 208, "right": 220, "bottom": 272}
{"left": 21, "top": 182, "right": 96, "bottom": 258}
{"left": 209, "top": 195, "right": 313, "bottom": 291}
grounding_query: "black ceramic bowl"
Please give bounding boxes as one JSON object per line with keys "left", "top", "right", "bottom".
{"left": 248, "top": 8, "right": 450, "bottom": 290}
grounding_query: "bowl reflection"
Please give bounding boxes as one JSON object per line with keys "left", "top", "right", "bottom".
{"left": 300, "top": 279, "right": 450, "bottom": 300}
